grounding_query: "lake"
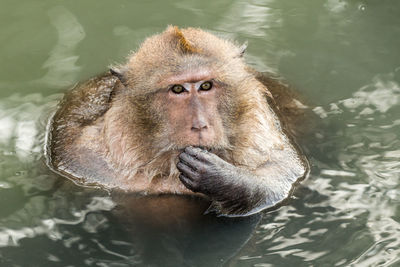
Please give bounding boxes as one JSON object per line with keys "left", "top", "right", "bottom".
{"left": 0, "top": 0, "right": 399, "bottom": 266}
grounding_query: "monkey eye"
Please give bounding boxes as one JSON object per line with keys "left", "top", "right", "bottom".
{"left": 171, "top": 84, "right": 185, "bottom": 94}
{"left": 200, "top": 81, "right": 212, "bottom": 91}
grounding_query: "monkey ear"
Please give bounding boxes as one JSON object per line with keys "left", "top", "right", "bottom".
{"left": 109, "top": 68, "right": 127, "bottom": 85}
{"left": 238, "top": 42, "right": 248, "bottom": 57}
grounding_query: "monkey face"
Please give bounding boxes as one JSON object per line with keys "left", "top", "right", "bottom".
{"left": 155, "top": 70, "right": 229, "bottom": 150}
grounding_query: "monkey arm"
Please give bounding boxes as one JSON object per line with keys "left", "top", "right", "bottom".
{"left": 177, "top": 147, "right": 306, "bottom": 217}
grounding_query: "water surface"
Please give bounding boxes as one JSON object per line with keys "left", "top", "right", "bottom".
{"left": 1, "top": 0, "right": 399, "bottom": 266}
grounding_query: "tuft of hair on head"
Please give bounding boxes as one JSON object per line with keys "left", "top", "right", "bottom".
{"left": 171, "top": 26, "right": 201, "bottom": 54}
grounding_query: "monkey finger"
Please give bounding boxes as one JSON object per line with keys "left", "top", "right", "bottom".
{"left": 176, "top": 162, "right": 199, "bottom": 180}
{"left": 184, "top": 146, "right": 210, "bottom": 162}
{"left": 178, "top": 152, "right": 203, "bottom": 170}
{"left": 179, "top": 174, "right": 198, "bottom": 192}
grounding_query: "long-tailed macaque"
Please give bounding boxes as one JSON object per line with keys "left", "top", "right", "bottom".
{"left": 47, "top": 26, "right": 308, "bottom": 216}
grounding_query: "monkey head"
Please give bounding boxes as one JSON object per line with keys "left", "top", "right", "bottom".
{"left": 111, "top": 26, "right": 254, "bottom": 152}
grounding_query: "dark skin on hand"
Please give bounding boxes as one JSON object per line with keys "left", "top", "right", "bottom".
{"left": 178, "top": 146, "right": 262, "bottom": 215}
{"left": 47, "top": 26, "right": 308, "bottom": 217}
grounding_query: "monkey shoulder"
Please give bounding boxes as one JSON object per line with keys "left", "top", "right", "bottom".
{"left": 54, "top": 72, "right": 118, "bottom": 126}
{"left": 49, "top": 72, "right": 118, "bottom": 150}
{"left": 254, "top": 71, "right": 311, "bottom": 138}
{"left": 255, "top": 72, "right": 306, "bottom": 111}
{"left": 48, "top": 73, "right": 118, "bottom": 182}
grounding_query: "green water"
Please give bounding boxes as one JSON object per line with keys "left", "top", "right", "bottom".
{"left": 1, "top": 0, "right": 400, "bottom": 266}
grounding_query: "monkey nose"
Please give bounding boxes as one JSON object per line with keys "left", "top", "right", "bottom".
{"left": 191, "top": 119, "right": 208, "bottom": 132}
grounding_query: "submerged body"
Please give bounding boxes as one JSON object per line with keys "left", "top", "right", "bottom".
{"left": 47, "top": 26, "right": 308, "bottom": 216}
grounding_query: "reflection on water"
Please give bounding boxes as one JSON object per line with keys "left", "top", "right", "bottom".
{"left": 39, "top": 6, "right": 85, "bottom": 87}
{"left": 280, "top": 70, "right": 400, "bottom": 265}
{"left": 1, "top": 0, "right": 400, "bottom": 266}
{"left": 0, "top": 93, "right": 58, "bottom": 160}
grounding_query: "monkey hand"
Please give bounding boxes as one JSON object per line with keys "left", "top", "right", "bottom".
{"left": 177, "top": 146, "right": 264, "bottom": 216}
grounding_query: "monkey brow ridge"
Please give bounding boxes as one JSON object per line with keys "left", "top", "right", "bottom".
{"left": 172, "top": 26, "right": 201, "bottom": 54}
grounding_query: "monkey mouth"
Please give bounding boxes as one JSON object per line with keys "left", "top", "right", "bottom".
{"left": 195, "top": 134, "right": 215, "bottom": 149}
{"left": 174, "top": 141, "right": 216, "bottom": 152}
{"left": 172, "top": 130, "right": 229, "bottom": 152}
{"left": 193, "top": 145, "right": 212, "bottom": 152}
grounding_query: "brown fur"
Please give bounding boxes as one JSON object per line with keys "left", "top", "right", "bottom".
{"left": 172, "top": 26, "right": 202, "bottom": 54}
{"left": 47, "top": 26, "right": 307, "bottom": 203}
